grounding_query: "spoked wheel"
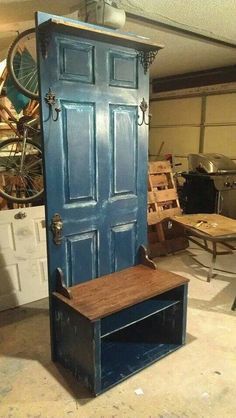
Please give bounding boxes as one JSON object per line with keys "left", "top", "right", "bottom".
{"left": 0, "top": 138, "right": 43, "bottom": 203}
{"left": 7, "top": 28, "right": 39, "bottom": 100}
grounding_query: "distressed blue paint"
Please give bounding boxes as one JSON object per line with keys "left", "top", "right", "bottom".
{"left": 111, "top": 222, "right": 136, "bottom": 271}
{"left": 109, "top": 51, "right": 138, "bottom": 88}
{"left": 66, "top": 231, "right": 98, "bottom": 285}
{"left": 35, "top": 12, "right": 180, "bottom": 397}
{"left": 62, "top": 101, "right": 96, "bottom": 202}
{"left": 101, "top": 297, "right": 180, "bottom": 337}
{"left": 110, "top": 105, "right": 137, "bottom": 196}
{"left": 101, "top": 340, "right": 180, "bottom": 391}
{"left": 53, "top": 298, "right": 97, "bottom": 393}
{"left": 59, "top": 39, "right": 95, "bottom": 83}
{"left": 52, "top": 282, "right": 188, "bottom": 395}
{"left": 36, "top": 15, "right": 148, "bottom": 293}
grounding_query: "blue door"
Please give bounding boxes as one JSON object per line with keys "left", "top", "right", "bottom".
{"left": 36, "top": 13, "right": 149, "bottom": 292}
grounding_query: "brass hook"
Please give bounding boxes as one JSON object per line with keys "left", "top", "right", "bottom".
{"left": 52, "top": 107, "right": 61, "bottom": 122}
{"left": 138, "top": 98, "right": 152, "bottom": 126}
{"left": 45, "top": 88, "right": 61, "bottom": 122}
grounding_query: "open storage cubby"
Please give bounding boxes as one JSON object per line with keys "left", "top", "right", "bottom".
{"left": 100, "top": 286, "right": 184, "bottom": 337}
{"left": 101, "top": 298, "right": 184, "bottom": 391}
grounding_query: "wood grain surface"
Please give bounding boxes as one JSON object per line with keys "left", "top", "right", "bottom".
{"left": 48, "top": 18, "right": 164, "bottom": 51}
{"left": 53, "top": 265, "right": 188, "bottom": 321}
{"left": 172, "top": 213, "right": 236, "bottom": 237}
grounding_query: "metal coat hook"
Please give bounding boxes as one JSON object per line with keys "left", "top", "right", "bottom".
{"left": 45, "top": 88, "right": 61, "bottom": 122}
{"left": 138, "top": 98, "right": 152, "bottom": 126}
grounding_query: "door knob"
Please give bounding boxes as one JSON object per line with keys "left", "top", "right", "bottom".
{"left": 51, "top": 213, "right": 63, "bottom": 245}
{"left": 14, "top": 211, "right": 27, "bottom": 219}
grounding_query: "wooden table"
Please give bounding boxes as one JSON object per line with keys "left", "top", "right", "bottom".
{"left": 172, "top": 214, "right": 236, "bottom": 282}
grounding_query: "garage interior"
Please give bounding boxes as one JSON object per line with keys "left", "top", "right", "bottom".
{"left": 0, "top": 1, "right": 236, "bottom": 417}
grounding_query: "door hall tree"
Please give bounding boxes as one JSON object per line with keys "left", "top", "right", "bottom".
{"left": 36, "top": 12, "right": 189, "bottom": 395}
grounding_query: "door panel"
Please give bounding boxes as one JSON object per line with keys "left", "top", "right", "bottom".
{"left": 66, "top": 231, "right": 98, "bottom": 285}
{"left": 62, "top": 101, "right": 96, "bottom": 202}
{"left": 109, "top": 51, "right": 138, "bottom": 88}
{"left": 110, "top": 105, "right": 137, "bottom": 196}
{"left": 37, "top": 17, "right": 148, "bottom": 292}
{"left": 111, "top": 222, "right": 137, "bottom": 271}
{"left": 59, "top": 39, "right": 95, "bottom": 83}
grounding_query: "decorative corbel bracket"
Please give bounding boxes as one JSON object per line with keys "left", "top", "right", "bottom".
{"left": 137, "top": 50, "right": 159, "bottom": 74}
{"left": 55, "top": 267, "right": 72, "bottom": 299}
{"left": 139, "top": 245, "right": 157, "bottom": 270}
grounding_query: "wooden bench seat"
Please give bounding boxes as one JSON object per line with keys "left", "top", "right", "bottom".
{"left": 53, "top": 264, "right": 188, "bottom": 321}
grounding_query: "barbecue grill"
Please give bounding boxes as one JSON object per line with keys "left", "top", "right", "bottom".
{"left": 182, "top": 153, "right": 236, "bottom": 219}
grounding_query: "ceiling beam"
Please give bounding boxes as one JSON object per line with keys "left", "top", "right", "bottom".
{"left": 126, "top": 11, "right": 236, "bottom": 49}
{"left": 152, "top": 65, "right": 236, "bottom": 93}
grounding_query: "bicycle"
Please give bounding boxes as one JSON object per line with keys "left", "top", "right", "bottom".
{"left": 0, "top": 29, "right": 43, "bottom": 204}
{"left": 0, "top": 116, "right": 43, "bottom": 204}
{"left": 7, "top": 28, "right": 39, "bottom": 100}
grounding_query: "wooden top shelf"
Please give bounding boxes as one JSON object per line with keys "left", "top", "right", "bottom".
{"left": 37, "top": 13, "right": 164, "bottom": 52}
{"left": 53, "top": 265, "right": 189, "bottom": 321}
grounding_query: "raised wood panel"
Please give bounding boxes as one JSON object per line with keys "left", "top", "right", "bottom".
{"left": 62, "top": 102, "right": 96, "bottom": 203}
{"left": 39, "top": 258, "right": 48, "bottom": 283}
{"left": 111, "top": 223, "right": 136, "bottom": 272}
{"left": 110, "top": 105, "right": 137, "bottom": 196}
{"left": 109, "top": 51, "right": 137, "bottom": 89}
{"left": 0, "top": 223, "right": 15, "bottom": 250}
{"left": 66, "top": 231, "right": 98, "bottom": 286}
{"left": 0, "top": 265, "right": 20, "bottom": 295}
{"left": 59, "top": 39, "right": 94, "bottom": 83}
{"left": 34, "top": 219, "right": 46, "bottom": 244}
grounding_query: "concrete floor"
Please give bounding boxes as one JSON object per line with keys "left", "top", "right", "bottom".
{"left": 0, "top": 242, "right": 236, "bottom": 418}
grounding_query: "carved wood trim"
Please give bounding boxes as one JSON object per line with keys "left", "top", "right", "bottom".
{"left": 139, "top": 245, "right": 157, "bottom": 270}
{"left": 55, "top": 267, "right": 72, "bottom": 299}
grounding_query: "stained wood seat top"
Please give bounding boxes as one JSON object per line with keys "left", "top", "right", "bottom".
{"left": 53, "top": 265, "right": 189, "bottom": 321}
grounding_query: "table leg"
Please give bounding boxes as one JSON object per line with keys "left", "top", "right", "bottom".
{"left": 231, "top": 297, "right": 236, "bottom": 311}
{"left": 204, "top": 239, "right": 208, "bottom": 249}
{"left": 207, "top": 241, "right": 217, "bottom": 282}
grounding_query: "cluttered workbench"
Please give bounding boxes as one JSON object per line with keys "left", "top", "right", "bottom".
{"left": 172, "top": 214, "right": 236, "bottom": 282}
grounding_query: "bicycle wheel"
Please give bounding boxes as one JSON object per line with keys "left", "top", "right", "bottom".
{"left": 7, "top": 28, "right": 39, "bottom": 100}
{"left": 0, "top": 137, "right": 43, "bottom": 203}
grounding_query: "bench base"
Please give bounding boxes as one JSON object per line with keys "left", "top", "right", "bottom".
{"left": 52, "top": 262, "right": 189, "bottom": 396}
